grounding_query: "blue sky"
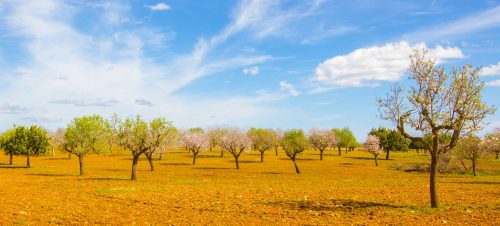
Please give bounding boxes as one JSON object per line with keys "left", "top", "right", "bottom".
{"left": 0, "top": 0, "right": 499, "bottom": 141}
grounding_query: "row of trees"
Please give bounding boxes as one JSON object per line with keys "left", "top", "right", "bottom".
{"left": 1, "top": 115, "right": 360, "bottom": 178}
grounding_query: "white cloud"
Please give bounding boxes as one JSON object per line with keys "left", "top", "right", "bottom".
{"left": 279, "top": 81, "right": 300, "bottom": 96}
{"left": 482, "top": 62, "right": 500, "bottom": 76}
{"left": 243, "top": 66, "right": 260, "bottom": 75}
{"left": 145, "top": 3, "right": 171, "bottom": 11}
{"left": 311, "top": 41, "right": 464, "bottom": 89}
{"left": 409, "top": 5, "right": 500, "bottom": 41}
{"left": 0, "top": 103, "right": 27, "bottom": 114}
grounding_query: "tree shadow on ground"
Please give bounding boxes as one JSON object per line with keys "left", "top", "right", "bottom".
{"left": 27, "top": 173, "right": 72, "bottom": 177}
{"left": 160, "top": 162, "right": 191, "bottom": 166}
{"left": 0, "top": 165, "right": 27, "bottom": 169}
{"left": 238, "top": 160, "right": 261, "bottom": 163}
{"left": 259, "top": 172, "right": 294, "bottom": 175}
{"left": 193, "top": 167, "right": 232, "bottom": 170}
{"left": 78, "top": 177, "right": 128, "bottom": 181}
{"left": 279, "top": 158, "right": 317, "bottom": 161}
{"left": 197, "top": 155, "right": 222, "bottom": 159}
{"left": 99, "top": 168, "right": 128, "bottom": 172}
{"left": 266, "top": 199, "right": 401, "bottom": 211}
{"left": 346, "top": 157, "right": 394, "bottom": 161}
{"left": 444, "top": 181, "right": 500, "bottom": 185}
{"left": 44, "top": 158, "right": 72, "bottom": 160}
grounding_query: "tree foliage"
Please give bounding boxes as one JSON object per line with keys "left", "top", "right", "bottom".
{"left": 0, "top": 125, "right": 49, "bottom": 167}
{"left": 377, "top": 49, "right": 496, "bottom": 208}
{"left": 369, "top": 127, "right": 409, "bottom": 159}
{"left": 281, "top": 129, "right": 309, "bottom": 174}
{"left": 454, "top": 134, "right": 486, "bottom": 176}
{"left": 247, "top": 128, "right": 275, "bottom": 162}
{"left": 366, "top": 135, "right": 383, "bottom": 166}
{"left": 220, "top": 128, "right": 251, "bottom": 169}
{"left": 180, "top": 130, "right": 209, "bottom": 165}
{"left": 308, "top": 128, "right": 337, "bottom": 160}
{"left": 63, "top": 115, "right": 112, "bottom": 175}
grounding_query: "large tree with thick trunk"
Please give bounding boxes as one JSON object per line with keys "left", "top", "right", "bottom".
{"left": 377, "top": 50, "right": 495, "bottom": 208}
{"left": 63, "top": 115, "right": 112, "bottom": 176}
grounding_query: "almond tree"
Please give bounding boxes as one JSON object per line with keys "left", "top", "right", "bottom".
{"left": 48, "top": 128, "right": 64, "bottom": 157}
{"left": 271, "top": 129, "right": 283, "bottom": 155}
{"left": 366, "top": 135, "right": 383, "bottom": 166}
{"left": 143, "top": 119, "right": 177, "bottom": 171}
{"left": 484, "top": 128, "right": 499, "bottom": 159}
{"left": 63, "top": 115, "right": 112, "bottom": 176}
{"left": 308, "top": 128, "right": 337, "bottom": 160}
{"left": 455, "top": 134, "right": 487, "bottom": 176}
{"left": 377, "top": 50, "right": 496, "bottom": 208}
{"left": 115, "top": 115, "right": 174, "bottom": 180}
{"left": 207, "top": 127, "right": 226, "bottom": 157}
{"left": 247, "top": 128, "right": 275, "bottom": 162}
{"left": 0, "top": 125, "right": 49, "bottom": 168}
{"left": 180, "top": 130, "right": 209, "bottom": 165}
{"left": 282, "top": 129, "right": 309, "bottom": 174}
{"left": 220, "top": 128, "right": 251, "bottom": 169}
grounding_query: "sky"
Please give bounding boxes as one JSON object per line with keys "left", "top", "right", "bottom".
{"left": 0, "top": 0, "right": 499, "bottom": 141}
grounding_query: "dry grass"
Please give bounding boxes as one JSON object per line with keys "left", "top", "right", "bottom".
{"left": 0, "top": 148, "right": 498, "bottom": 225}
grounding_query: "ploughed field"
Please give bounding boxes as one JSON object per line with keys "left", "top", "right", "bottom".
{"left": 0, "top": 149, "right": 499, "bottom": 225}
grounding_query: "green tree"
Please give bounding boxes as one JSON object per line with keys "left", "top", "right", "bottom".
{"left": 333, "top": 127, "right": 358, "bottom": 155}
{"left": 63, "top": 115, "right": 112, "bottom": 176}
{"left": 377, "top": 50, "right": 496, "bottom": 208}
{"left": 143, "top": 119, "right": 177, "bottom": 171}
{"left": 281, "top": 129, "right": 309, "bottom": 174}
{"left": 247, "top": 128, "right": 275, "bottom": 162}
{"left": 0, "top": 128, "right": 19, "bottom": 165}
{"left": 455, "top": 134, "right": 487, "bottom": 176}
{"left": 0, "top": 125, "right": 49, "bottom": 168}
{"left": 369, "top": 127, "right": 409, "bottom": 159}
{"left": 115, "top": 115, "right": 173, "bottom": 180}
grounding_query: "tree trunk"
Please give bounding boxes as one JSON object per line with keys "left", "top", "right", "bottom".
{"left": 338, "top": 147, "right": 341, "bottom": 156}
{"left": 9, "top": 153, "right": 13, "bottom": 165}
{"left": 472, "top": 160, "right": 476, "bottom": 176}
{"left": 260, "top": 151, "right": 264, "bottom": 163}
{"left": 192, "top": 152, "right": 197, "bottom": 165}
{"left": 234, "top": 155, "right": 239, "bottom": 169}
{"left": 496, "top": 151, "right": 499, "bottom": 159}
{"left": 385, "top": 149, "right": 390, "bottom": 160}
{"left": 429, "top": 139, "right": 439, "bottom": 208}
{"left": 52, "top": 147, "right": 55, "bottom": 157}
{"left": 131, "top": 155, "right": 139, "bottom": 180}
{"left": 460, "top": 159, "right": 469, "bottom": 170}
{"left": 292, "top": 158, "right": 300, "bottom": 174}
{"left": 320, "top": 149, "right": 324, "bottom": 160}
{"left": 68, "top": 153, "right": 71, "bottom": 159}
{"left": 374, "top": 155, "right": 378, "bottom": 166}
{"left": 345, "top": 148, "right": 348, "bottom": 154}
{"left": 159, "top": 153, "right": 163, "bottom": 160}
{"left": 78, "top": 154, "right": 84, "bottom": 176}
{"left": 275, "top": 147, "right": 278, "bottom": 155}
{"left": 220, "top": 149, "right": 224, "bottom": 158}
{"left": 146, "top": 154, "right": 154, "bottom": 171}
{"left": 26, "top": 155, "right": 31, "bottom": 168}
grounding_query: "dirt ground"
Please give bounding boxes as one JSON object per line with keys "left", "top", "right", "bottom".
{"left": 0, "top": 148, "right": 498, "bottom": 225}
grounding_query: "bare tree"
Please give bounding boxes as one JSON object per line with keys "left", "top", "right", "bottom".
{"left": 180, "top": 130, "right": 209, "bottom": 165}
{"left": 143, "top": 120, "right": 177, "bottom": 171}
{"left": 308, "top": 128, "right": 337, "bottom": 160}
{"left": 220, "top": 128, "right": 251, "bottom": 169}
{"left": 48, "top": 128, "right": 64, "bottom": 157}
{"left": 377, "top": 50, "right": 496, "bottom": 208}
{"left": 366, "top": 135, "right": 383, "bottom": 166}
{"left": 271, "top": 129, "right": 283, "bottom": 155}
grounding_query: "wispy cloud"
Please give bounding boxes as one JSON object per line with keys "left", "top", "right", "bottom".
{"left": 409, "top": 5, "right": 500, "bottom": 41}
{"left": 279, "top": 81, "right": 300, "bottom": 97}
{"left": 49, "top": 99, "right": 119, "bottom": 107}
{"left": 135, "top": 98, "right": 153, "bottom": 107}
{"left": 482, "top": 62, "right": 500, "bottom": 76}
{"left": 0, "top": 103, "right": 27, "bottom": 114}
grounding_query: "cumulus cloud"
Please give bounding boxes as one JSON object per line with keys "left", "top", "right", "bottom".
{"left": 243, "top": 66, "right": 260, "bottom": 75}
{"left": 279, "top": 81, "right": 300, "bottom": 96}
{"left": 145, "top": 3, "right": 171, "bottom": 11}
{"left": 311, "top": 41, "right": 464, "bottom": 89}
{"left": 481, "top": 62, "right": 500, "bottom": 76}
{"left": 135, "top": 98, "right": 153, "bottom": 107}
